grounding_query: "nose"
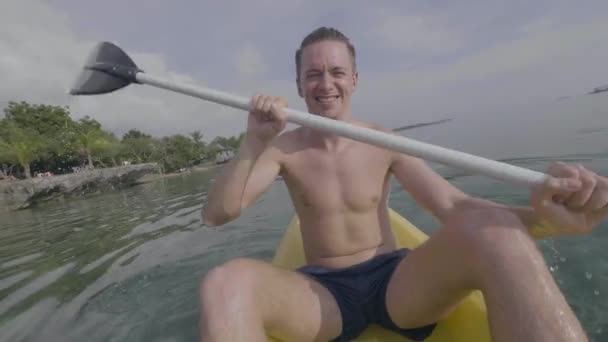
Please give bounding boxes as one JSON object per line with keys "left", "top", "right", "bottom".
{"left": 318, "top": 71, "right": 333, "bottom": 91}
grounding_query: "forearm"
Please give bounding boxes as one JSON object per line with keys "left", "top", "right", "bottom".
{"left": 202, "top": 137, "right": 266, "bottom": 226}
{"left": 506, "top": 205, "right": 556, "bottom": 239}
{"left": 453, "top": 196, "right": 555, "bottom": 239}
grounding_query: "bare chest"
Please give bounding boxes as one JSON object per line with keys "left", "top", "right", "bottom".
{"left": 282, "top": 144, "right": 392, "bottom": 213}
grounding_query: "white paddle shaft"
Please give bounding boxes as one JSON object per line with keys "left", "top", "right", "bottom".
{"left": 136, "top": 72, "right": 548, "bottom": 187}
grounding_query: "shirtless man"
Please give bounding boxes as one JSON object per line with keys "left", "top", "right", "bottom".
{"left": 199, "top": 27, "right": 607, "bottom": 342}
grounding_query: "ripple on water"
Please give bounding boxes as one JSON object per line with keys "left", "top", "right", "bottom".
{"left": 1, "top": 253, "right": 44, "bottom": 269}
{"left": 0, "top": 271, "right": 34, "bottom": 291}
{"left": 79, "top": 242, "right": 138, "bottom": 274}
{"left": 0, "top": 298, "right": 59, "bottom": 342}
{"left": 0, "top": 262, "right": 75, "bottom": 315}
{"left": 120, "top": 205, "right": 202, "bottom": 239}
{"left": 1, "top": 158, "right": 606, "bottom": 341}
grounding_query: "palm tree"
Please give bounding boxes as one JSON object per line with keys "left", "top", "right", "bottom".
{"left": 74, "top": 116, "right": 106, "bottom": 168}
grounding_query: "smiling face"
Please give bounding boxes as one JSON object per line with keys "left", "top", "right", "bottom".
{"left": 297, "top": 40, "right": 358, "bottom": 120}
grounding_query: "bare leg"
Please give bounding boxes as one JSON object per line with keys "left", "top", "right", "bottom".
{"left": 199, "top": 257, "right": 342, "bottom": 342}
{"left": 386, "top": 208, "right": 587, "bottom": 342}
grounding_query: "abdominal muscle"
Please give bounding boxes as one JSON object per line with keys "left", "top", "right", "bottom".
{"left": 298, "top": 208, "right": 397, "bottom": 269}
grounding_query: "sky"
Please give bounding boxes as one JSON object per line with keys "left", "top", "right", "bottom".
{"left": 1, "top": 0, "right": 607, "bottom": 159}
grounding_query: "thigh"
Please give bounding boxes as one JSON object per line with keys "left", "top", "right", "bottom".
{"left": 241, "top": 259, "right": 343, "bottom": 341}
{"left": 385, "top": 225, "right": 475, "bottom": 329}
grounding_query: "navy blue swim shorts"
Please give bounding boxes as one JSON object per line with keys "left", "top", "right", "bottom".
{"left": 296, "top": 248, "right": 437, "bottom": 341}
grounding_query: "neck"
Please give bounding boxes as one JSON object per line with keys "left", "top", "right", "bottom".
{"left": 305, "top": 116, "right": 354, "bottom": 152}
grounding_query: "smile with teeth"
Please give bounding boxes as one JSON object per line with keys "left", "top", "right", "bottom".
{"left": 315, "top": 95, "right": 340, "bottom": 104}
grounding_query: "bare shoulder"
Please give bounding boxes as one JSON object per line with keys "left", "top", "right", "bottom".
{"left": 265, "top": 128, "right": 307, "bottom": 158}
{"left": 347, "top": 119, "right": 396, "bottom": 135}
{"left": 274, "top": 127, "right": 306, "bottom": 148}
{"left": 349, "top": 119, "right": 400, "bottom": 147}
{"left": 348, "top": 119, "right": 421, "bottom": 164}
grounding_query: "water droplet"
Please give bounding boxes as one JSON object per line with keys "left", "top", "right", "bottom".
{"left": 594, "top": 289, "right": 600, "bottom": 296}
{"left": 586, "top": 272, "right": 593, "bottom": 280}
{"left": 550, "top": 266, "right": 555, "bottom": 272}
{"left": 559, "top": 256, "right": 567, "bottom": 262}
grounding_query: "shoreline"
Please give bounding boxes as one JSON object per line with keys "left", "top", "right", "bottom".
{"left": 0, "top": 163, "right": 160, "bottom": 210}
{"left": 134, "top": 163, "right": 222, "bottom": 184}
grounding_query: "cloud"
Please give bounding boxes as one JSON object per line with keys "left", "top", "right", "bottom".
{"left": 353, "top": 15, "right": 608, "bottom": 126}
{"left": 370, "top": 9, "right": 464, "bottom": 54}
{"left": 2, "top": 0, "right": 607, "bottom": 158}
{"left": 0, "top": 0, "right": 247, "bottom": 140}
{"left": 234, "top": 44, "right": 268, "bottom": 80}
{"left": 339, "top": 13, "right": 608, "bottom": 160}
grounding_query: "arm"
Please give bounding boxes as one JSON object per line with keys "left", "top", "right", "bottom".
{"left": 389, "top": 144, "right": 604, "bottom": 239}
{"left": 390, "top": 151, "right": 469, "bottom": 224}
{"left": 201, "top": 136, "right": 281, "bottom": 226}
{"left": 389, "top": 151, "right": 554, "bottom": 237}
{"left": 202, "top": 94, "right": 288, "bottom": 226}
{"left": 384, "top": 123, "right": 564, "bottom": 238}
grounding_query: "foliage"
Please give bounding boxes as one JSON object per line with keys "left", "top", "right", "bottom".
{"left": 154, "top": 134, "right": 200, "bottom": 172}
{"left": 0, "top": 101, "right": 245, "bottom": 179}
{"left": 0, "top": 119, "right": 45, "bottom": 178}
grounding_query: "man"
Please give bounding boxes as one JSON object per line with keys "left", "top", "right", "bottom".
{"left": 199, "top": 27, "right": 607, "bottom": 342}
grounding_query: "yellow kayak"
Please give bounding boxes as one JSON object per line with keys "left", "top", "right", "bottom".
{"left": 269, "top": 208, "right": 491, "bottom": 342}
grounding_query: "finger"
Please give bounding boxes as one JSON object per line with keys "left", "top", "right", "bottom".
{"left": 547, "top": 162, "right": 580, "bottom": 203}
{"left": 250, "top": 94, "right": 260, "bottom": 111}
{"left": 582, "top": 177, "right": 608, "bottom": 212}
{"left": 249, "top": 95, "right": 262, "bottom": 122}
{"left": 250, "top": 94, "right": 260, "bottom": 119}
{"left": 257, "top": 94, "right": 268, "bottom": 112}
{"left": 270, "top": 99, "right": 287, "bottom": 122}
{"left": 583, "top": 187, "right": 608, "bottom": 212}
{"left": 261, "top": 96, "right": 274, "bottom": 115}
{"left": 535, "top": 176, "right": 581, "bottom": 206}
{"left": 547, "top": 161, "right": 579, "bottom": 178}
{"left": 256, "top": 95, "right": 271, "bottom": 121}
{"left": 566, "top": 165, "right": 597, "bottom": 210}
{"left": 273, "top": 112, "right": 287, "bottom": 132}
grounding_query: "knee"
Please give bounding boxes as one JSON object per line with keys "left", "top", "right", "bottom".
{"left": 444, "top": 206, "right": 531, "bottom": 257}
{"left": 199, "top": 258, "right": 259, "bottom": 307}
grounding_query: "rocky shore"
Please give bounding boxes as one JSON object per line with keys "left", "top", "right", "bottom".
{"left": 0, "top": 163, "right": 160, "bottom": 210}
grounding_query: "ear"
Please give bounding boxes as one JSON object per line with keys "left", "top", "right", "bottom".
{"left": 352, "top": 71, "right": 359, "bottom": 91}
{"left": 296, "top": 77, "right": 303, "bottom": 97}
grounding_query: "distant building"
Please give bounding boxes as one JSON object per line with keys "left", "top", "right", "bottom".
{"left": 215, "top": 149, "right": 234, "bottom": 164}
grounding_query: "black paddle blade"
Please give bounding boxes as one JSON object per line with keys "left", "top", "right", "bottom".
{"left": 70, "top": 41, "right": 142, "bottom": 95}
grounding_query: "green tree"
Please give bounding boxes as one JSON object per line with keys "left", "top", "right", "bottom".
{"left": 0, "top": 120, "right": 45, "bottom": 178}
{"left": 0, "top": 100, "right": 255, "bottom": 177}
{"left": 122, "top": 129, "right": 151, "bottom": 140}
{"left": 4, "top": 101, "right": 76, "bottom": 156}
{"left": 121, "top": 129, "right": 155, "bottom": 163}
{"left": 189, "top": 130, "right": 204, "bottom": 146}
{"left": 94, "top": 133, "right": 124, "bottom": 167}
{"left": 2, "top": 101, "right": 84, "bottom": 175}
{"left": 204, "top": 133, "right": 244, "bottom": 162}
{"left": 71, "top": 116, "right": 111, "bottom": 168}
{"left": 151, "top": 134, "right": 199, "bottom": 172}
{"left": 189, "top": 130, "right": 206, "bottom": 164}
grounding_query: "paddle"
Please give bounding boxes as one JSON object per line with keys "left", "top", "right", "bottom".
{"left": 69, "top": 41, "right": 548, "bottom": 187}
{"left": 392, "top": 118, "right": 452, "bottom": 132}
